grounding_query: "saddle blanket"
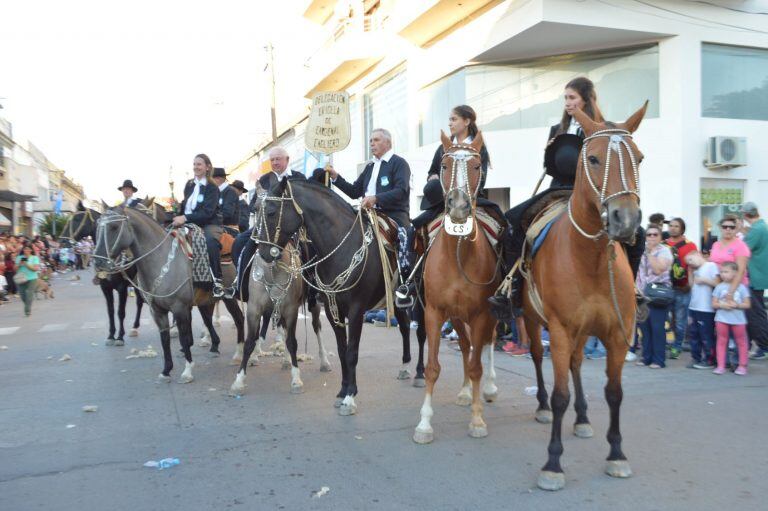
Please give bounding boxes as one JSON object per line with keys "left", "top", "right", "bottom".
{"left": 425, "top": 207, "right": 503, "bottom": 249}
{"left": 524, "top": 200, "right": 567, "bottom": 261}
{"left": 172, "top": 224, "right": 212, "bottom": 285}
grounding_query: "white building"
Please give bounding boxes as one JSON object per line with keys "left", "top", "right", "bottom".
{"left": 255, "top": 0, "right": 768, "bottom": 248}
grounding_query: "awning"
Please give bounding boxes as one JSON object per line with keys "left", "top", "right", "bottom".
{"left": 0, "top": 190, "right": 37, "bottom": 202}
{"left": 0, "top": 211, "right": 11, "bottom": 226}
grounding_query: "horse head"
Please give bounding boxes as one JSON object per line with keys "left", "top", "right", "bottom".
{"left": 61, "top": 208, "right": 100, "bottom": 241}
{"left": 440, "top": 130, "right": 485, "bottom": 225}
{"left": 571, "top": 102, "right": 647, "bottom": 242}
{"left": 257, "top": 177, "right": 303, "bottom": 264}
{"left": 94, "top": 206, "right": 135, "bottom": 271}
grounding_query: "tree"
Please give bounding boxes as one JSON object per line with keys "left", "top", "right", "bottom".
{"left": 37, "top": 213, "right": 69, "bottom": 238}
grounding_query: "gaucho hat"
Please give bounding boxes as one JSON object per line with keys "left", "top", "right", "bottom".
{"left": 117, "top": 179, "right": 138, "bottom": 192}
{"left": 544, "top": 134, "right": 583, "bottom": 186}
{"left": 212, "top": 167, "right": 227, "bottom": 179}
{"left": 420, "top": 178, "right": 444, "bottom": 211}
{"left": 230, "top": 180, "right": 247, "bottom": 192}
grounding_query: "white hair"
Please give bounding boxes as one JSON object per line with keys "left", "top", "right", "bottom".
{"left": 371, "top": 128, "right": 392, "bottom": 144}
{"left": 268, "top": 146, "right": 289, "bottom": 159}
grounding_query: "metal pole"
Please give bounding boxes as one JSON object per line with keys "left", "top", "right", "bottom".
{"left": 266, "top": 42, "right": 278, "bottom": 144}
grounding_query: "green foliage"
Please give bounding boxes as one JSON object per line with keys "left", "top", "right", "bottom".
{"left": 37, "top": 213, "right": 69, "bottom": 237}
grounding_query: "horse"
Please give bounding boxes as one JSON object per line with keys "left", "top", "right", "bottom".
{"left": 61, "top": 206, "right": 144, "bottom": 345}
{"left": 258, "top": 178, "right": 424, "bottom": 416}
{"left": 412, "top": 132, "right": 500, "bottom": 445}
{"left": 521, "top": 104, "right": 648, "bottom": 491}
{"left": 93, "top": 206, "right": 244, "bottom": 383}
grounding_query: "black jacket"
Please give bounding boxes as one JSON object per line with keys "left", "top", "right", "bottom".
{"left": 179, "top": 179, "right": 222, "bottom": 227}
{"left": 218, "top": 184, "right": 240, "bottom": 226}
{"left": 238, "top": 197, "right": 250, "bottom": 232}
{"left": 249, "top": 170, "right": 306, "bottom": 212}
{"left": 122, "top": 197, "right": 142, "bottom": 209}
{"left": 333, "top": 153, "right": 411, "bottom": 227}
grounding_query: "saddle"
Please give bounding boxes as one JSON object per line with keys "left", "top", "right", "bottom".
{"left": 171, "top": 225, "right": 213, "bottom": 286}
{"left": 371, "top": 212, "right": 399, "bottom": 253}
{"left": 220, "top": 231, "right": 235, "bottom": 262}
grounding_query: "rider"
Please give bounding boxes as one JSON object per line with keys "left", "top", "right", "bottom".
{"left": 212, "top": 167, "right": 240, "bottom": 237}
{"left": 231, "top": 180, "right": 250, "bottom": 233}
{"left": 118, "top": 180, "right": 141, "bottom": 208}
{"left": 487, "top": 77, "right": 644, "bottom": 319}
{"left": 173, "top": 154, "right": 228, "bottom": 298}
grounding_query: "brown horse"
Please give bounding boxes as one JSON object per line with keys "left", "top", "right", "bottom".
{"left": 523, "top": 104, "right": 648, "bottom": 490}
{"left": 413, "top": 131, "right": 500, "bottom": 444}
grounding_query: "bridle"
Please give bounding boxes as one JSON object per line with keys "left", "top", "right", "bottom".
{"left": 440, "top": 144, "right": 483, "bottom": 207}
{"left": 568, "top": 128, "right": 640, "bottom": 240}
{"left": 61, "top": 209, "right": 95, "bottom": 241}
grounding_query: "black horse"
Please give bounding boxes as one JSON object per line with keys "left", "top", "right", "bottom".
{"left": 61, "top": 206, "right": 144, "bottom": 345}
{"left": 258, "top": 177, "right": 424, "bottom": 415}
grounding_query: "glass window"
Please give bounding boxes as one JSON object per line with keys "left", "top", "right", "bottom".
{"left": 418, "top": 45, "right": 659, "bottom": 144}
{"left": 364, "top": 69, "right": 408, "bottom": 159}
{"left": 702, "top": 43, "right": 768, "bottom": 120}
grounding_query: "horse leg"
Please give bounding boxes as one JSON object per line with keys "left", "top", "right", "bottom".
{"left": 197, "top": 302, "right": 220, "bottom": 355}
{"left": 571, "top": 336, "right": 593, "bottom": 438}
{"left": 213, "top": 301, "right": 221, "bottom": 327}
{"left": 230, "top": 303, "right": 261, "bottom": 395}
{"left": 538, "top": 322, "right": 571, "bottom": 491}
{"left": 338, "top": 307, "right": 364, "bottom": 416}
{"left": 285, "top": 313, "right": 303, "bottom": 394}
{"left": 102, "top": 283, "right": 117, "bottom": 345}
{"left": 482, "top": 341, "right": 498, "bottom": 403}
{"left": 223, "top": 297, "right": 245, "bottom": 347}
{"left": 468, "top": 313, "right": 496, "bottom": 438}
{"left": 605, "top": 338, "right": 632, "bottom": 479}
{"left": 130, "top": 292, "right": 143, "bottom": 336}
{"left": 413, "top": 304, "right": 442, "bottom": 444}
{"left": 413, "top": 313, "right": 426, "bottom": 387}
{"left": 310, "top": 301, "right": 331, "bottom": 372}
{"left": 256, "top": 309, "right": 272, "bottom": 356}
{"left": 526, "top": 317, "right": 552, "bottom": 424}
{"left": 395, "top": 307, "right": 412, "bottom": 380}
{"left": 452, "top": 319, "right": 472, "bottom": 407}
{"left": 153, "top": 308, "right": 173, "bottom": 381}
{"left": 175, "top": 308, "right": 195, "bottom": 384}
{"left": 115, "top": 282, "right": 128, "bottom": 345}
{"left": 324, "top": 305, "right": 349, "bottom": 408}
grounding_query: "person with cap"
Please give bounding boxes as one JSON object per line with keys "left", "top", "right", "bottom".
{"left": 742, "top": 201, "right": 768, "bottom": 360}
{"left": 230, "top": 180, "right": 250, "bottom": 233}
{"left": 118, "top": 179, "right": 141, "bottom": 208}
{"left": 173, "top": 153, "right": 228, "bottom": 298}
{"left": 211, "top": 167, "right": 240, "bottom": 237}
{"left": 663, "top": 217, "right": 698, "bottom": 359}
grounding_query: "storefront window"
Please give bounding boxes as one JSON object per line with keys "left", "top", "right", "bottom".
{"left": 699, "top": 178, "right": 745, "bottom": 250}
{"left": 364, "top": 68, "right": 408, "bottom": 159}
{"left": 702, "top": 43, "right": 768, "bottom": 120}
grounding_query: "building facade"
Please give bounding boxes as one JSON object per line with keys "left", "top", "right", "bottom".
{"left": 250, "top": 0, "right": 768, "bottom": 249}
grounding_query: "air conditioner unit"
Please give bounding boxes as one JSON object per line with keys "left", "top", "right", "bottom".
{"left": 704, "top": 136, "right": 747, "bottom": 169}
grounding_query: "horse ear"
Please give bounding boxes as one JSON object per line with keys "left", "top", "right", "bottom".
{"left": 571, "top": 108, "right": 599, "bottom": 136}
{"left": 620, "top": 100, "right": 649, "bottom": 134}
{"left": 440, "top": 130, "right": 452, "bottom": 150}
{"left": 101, "top": 199, "right": 110, "bottom": 211}
{"left": 471, "top": 131, "right": 484, "bottom": 152}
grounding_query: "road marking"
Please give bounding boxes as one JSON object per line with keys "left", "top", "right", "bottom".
{"left": 38, "top": 324, "right": 68, "bottom": 332}
{"left": 81, "top": 322, "right": 105, "bottom": 329}
{"left": 0, "top": 327, "right": 20, "bottom": 336}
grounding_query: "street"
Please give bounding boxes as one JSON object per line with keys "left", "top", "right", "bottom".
{"left": 0, "top": 269, "right": 766, "bottom": 511}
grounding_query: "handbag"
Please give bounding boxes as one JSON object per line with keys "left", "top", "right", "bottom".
{"left": 13, "top": 271, "right": 29, "bottom": 286}
{"left": 643, "top": 282, "right": 674, "bottom": 308}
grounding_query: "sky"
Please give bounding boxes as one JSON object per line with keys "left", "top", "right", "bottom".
{"left": 1, "top": 0, "right": 318, "bottom": 203}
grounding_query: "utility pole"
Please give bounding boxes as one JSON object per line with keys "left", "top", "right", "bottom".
{"left": 266, "top": 43, "right": 278, "bottom": 144}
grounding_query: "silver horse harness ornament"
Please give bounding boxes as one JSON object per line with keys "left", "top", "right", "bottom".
{"left": 440, "top": 145, "right": 482, "bottom": 237}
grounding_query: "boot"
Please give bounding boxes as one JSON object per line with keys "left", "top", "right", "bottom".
{"left": 488, "top": 227, "right": 519, "bottom": 321}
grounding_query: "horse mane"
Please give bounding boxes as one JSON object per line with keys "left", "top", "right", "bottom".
{"left": 285, "top": 177, "right": 356, "bottom": 217}
{"left": 123, "top": 206, "right": 166, "bottom": 235}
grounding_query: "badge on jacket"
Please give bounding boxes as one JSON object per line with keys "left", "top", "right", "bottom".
{"left": 197, "top": 194, "right": 204, "bottom": 204}
{"left": 218, "top": 198, "right": 222, "bottom": 205}
{"left": 380, "top": 175, "right": 389, "bottom": 187}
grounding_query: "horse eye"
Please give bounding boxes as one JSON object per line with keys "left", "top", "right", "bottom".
{"left": 588, "top": 155, "right": 599, "bottom": 165}
{"left": 440, "top": 164, "right": 447, "bottom": 171}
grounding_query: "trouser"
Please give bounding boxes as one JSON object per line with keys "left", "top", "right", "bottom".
{"left": 715, "top": 322, "right": 748, "bottom": 369}
{"left": 5, "top": 271, "right": 17, "bottom": 295}
{"left": 669, "top": 289, "right": 691, "bottom": 350}
{"left": 233, "top": 229, "right": 256, "bottom": 302}
{"left": 639, "top": 305, "right": 667, "bottom": 367}
{"left": 688, "top": 309, "right": 715, "bottom": 364}
{"left": 746, "top": 288, "right": 768, "bottom": 351}
{"left": 18, "top": 280, "right": 36, "bottom": 315}
{"left": 203, "top": 224, "right": 223, "bottom": 280}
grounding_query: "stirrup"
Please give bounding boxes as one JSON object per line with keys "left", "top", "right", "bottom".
{"left": 395, "top": 283, "right": 415, "bottom": 309}
{"left": 488, "top": 294, "right": 513, "bottom": 321}
{"left": 212, "top": 279, "right": 225, "bottom": 298}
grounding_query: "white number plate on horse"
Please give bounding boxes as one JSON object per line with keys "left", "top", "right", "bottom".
{"left": 444, "top": 216, "right": 473, "bottom": 236}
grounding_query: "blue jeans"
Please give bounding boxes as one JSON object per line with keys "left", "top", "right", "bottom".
{"left": 688, "top": 310, "right": 715, "bottom": 364}
{"left": 640, "top": 306, "right": 667, "bottom": 367}
{"left": 669, "top": 289, "right": 691, "bottom": 350}
{"left": 584, "top": 336, "right": 606, "bottom": 357}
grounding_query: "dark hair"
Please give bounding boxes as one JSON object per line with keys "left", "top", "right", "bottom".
{"left": 646, "top": 223, "right": 663, "bottom": 234}
{"left": 648, "top": 213, "right": 665, "bottom": 225}
{"left": 719, "top": 214, "right": 738, "bottom": 226}
{"left": 451, "top": 104, "right": 491, "bottom": 168}
{"left": 194, "top": 153, "right": 215, "bottom": 182}
{"left": 721, "top": 261, "right": 738, "bottom": 271}
{"left": 559, "top": 77, "right": 605, "bottom": 133}
{"left": 669, "top": 217, "right": 686, "bottom": 233}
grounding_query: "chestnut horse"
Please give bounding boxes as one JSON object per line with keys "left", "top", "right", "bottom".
{"left": 523, "top": 104, "right": 648, "bottom": 490}
{"left": 413, "top": 131, "right": 500, "bottom": 444}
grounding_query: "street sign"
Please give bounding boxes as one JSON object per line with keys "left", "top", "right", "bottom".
{"left": 305, "top": 91, "right": 351, "bottom": 155}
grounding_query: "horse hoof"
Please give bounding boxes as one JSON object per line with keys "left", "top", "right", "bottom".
{"left": 397, "top": 369, "right": 411, "bottom": 380}
{"left": 538, "top": 471, "right": 565, "bottom": 491}
{"left": 128, "top": 328, "right": 139, "bottom": 337}
{"left": 290, "top": 383, "right": 304, "bottom": 394}
{"left": 229, "top": 384, "right": 245, "bottom": 397}
{"left": 105, "top": 338, "right": 116, "bottom": 346}
{"left": 413, "top": 428, "right": 434, "bottom": 444}
{"left": 605, "top": 460, "right": 632, "bottom": 478}
{"left": 333, "top": 398, "right": 343, "bottom": 408}
{"left": 198, "top": 339, "right": 212, "bottom": 348}
{"left": 412, "top": 377, "right": 426, "bottom": 388}
{"left": 468, "top": 424, "right": 488, "bottom": 438}
{"left": 158, "top": 374, "right": 171, "bottom": 383}
{"left": 535, "top": 409, "right": 553, "bottom": 424}
{"left": 483, "top": 386, "right": 498, "bottom": 403}
{"left": 114, "top": 339, "right": 125, "bottom": 347}
{"left": 319, "top": 363, "right": 332, "bottom": 373}
{"left": 281, "top": 361, "right": 291, "bottom": 370}
{"left": 178, "top": 374, "right": 194, "bottom": 384}
{"left": 574, "top": 423, "right": 594, "bottom": 438}
{"left": 455, "top": 393, "right": 472, "bottom": 407}
{"left": 338, "top": 403, "right": 357, "bottom": 416}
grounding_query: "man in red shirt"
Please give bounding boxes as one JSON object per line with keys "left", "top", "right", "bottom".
{"left": 664, "top": 217, "right": 698, "bottom": 359}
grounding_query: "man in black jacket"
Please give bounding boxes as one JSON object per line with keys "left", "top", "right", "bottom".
{"left": 173, "top": 158, "right": 227, "bottom": 297}
{"left": 212, "top": 167, "right": 240, "bottom": 237}
{"left": 118, "top": 179, "right": 141, "bottom": 208}
{"left": 231, "top": 180, "right": 250, "bottom": 233}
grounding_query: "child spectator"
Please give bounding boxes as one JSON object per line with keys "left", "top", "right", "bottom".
{"left": 685, "top": 251, "right": 718, "bottom": 369}
{"left": 712, "top": 261, "right": 751, "bottom": 375}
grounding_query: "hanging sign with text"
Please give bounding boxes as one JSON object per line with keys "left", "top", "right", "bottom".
{"left": 305, "top": 91, "right": 351, "bottom": 155}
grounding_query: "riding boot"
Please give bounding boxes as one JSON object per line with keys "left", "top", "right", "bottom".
{"left": 488, "top": 226, "right": 522, "bottom": 321}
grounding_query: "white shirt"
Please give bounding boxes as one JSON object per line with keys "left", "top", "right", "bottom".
{"left": 218, "top": 182, "right": 228, "bottom": 192}
{"left": 366, "top": 148, "right": 394, "bottom": 198}
{"left": 273, "top": 170, "right": 290, "bottom": 181}
{"left": 567, "top": 118, "right": 582, "bottom": 135}
{"left": 185, "top": 177, "right": 207, "bottom": 215}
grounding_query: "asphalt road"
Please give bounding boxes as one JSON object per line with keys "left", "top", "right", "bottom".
{"left": 0, "top": 269, "right": 766, "bottom": 511}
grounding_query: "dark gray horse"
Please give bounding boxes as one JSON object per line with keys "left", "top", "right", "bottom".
{"left": 93, "top": 206, "right": 244, "bottom": 383}
{"left": 258, "top": 177, "right": 424, "bottom": 415}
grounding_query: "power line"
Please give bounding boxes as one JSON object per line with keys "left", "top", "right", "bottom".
{"left": 631, "top": 0, "right": 768, "bottom": 34}
{"left": 687, "top": 1, "right": 768, "bottom": 15}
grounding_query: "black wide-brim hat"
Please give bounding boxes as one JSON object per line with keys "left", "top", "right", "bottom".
{"left": 420, "top": 178, "right": 444, "bottom": 210}
{"left": 117, "top": 179, "right": 138, "bottom": 192}
{"left": 544, "top": 134, "right": 583, "bottom": 185}
{"left": 230, "top": 179, "right": 247, "bottom": 192}
{"left": 212, "top": 167, "right": 227, "bottom": 179}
